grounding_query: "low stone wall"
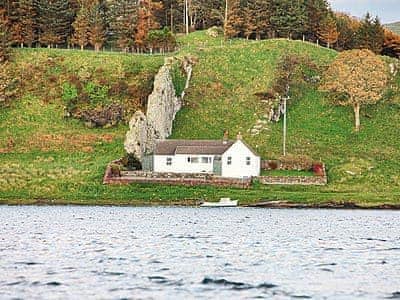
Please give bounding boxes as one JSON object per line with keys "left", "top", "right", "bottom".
{"left": 258, "top": 175, "right": 327, "bottom": 186}
{"left": 258, "top": 164, "right": 328, "bottom": 186}
{"left": 103, "top": 166, "right": 252, "bottom": 189}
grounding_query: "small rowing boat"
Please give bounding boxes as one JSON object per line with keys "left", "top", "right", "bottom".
{"left": 200, "top": 198, "right": 238, "bottom": 207}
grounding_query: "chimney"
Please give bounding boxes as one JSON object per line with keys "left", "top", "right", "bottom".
{"left": 236, "top": 132, "right": 242, "bottom": 140}
{"left": 223, "top": 130, "right": 229, "bottom": 144}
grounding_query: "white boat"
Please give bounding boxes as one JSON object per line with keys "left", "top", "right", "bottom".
{"left": 200, "top": 198, "right": 238, "bottom": 207}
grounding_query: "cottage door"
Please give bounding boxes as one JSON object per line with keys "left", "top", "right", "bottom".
{"left": 213, "top": 156, "right": 222, "bottom": 175}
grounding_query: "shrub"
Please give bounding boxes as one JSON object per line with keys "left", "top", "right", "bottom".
{"left": 62, "top": 82, "right": 78, "bottom": 111}
{"left": 267, "top": 160, "right": 279, "bottom": 170}
{"left": 84, "top": 82, "right": 109, "bottom": 105}
{"left": 171, "top": 63, "right": 186, "bottom": 97}
{"left": 110, "top": 163, "right": 121, "bottom": 177}
{"left": 121, "top": 153, "right": 142, "bottom": 171}
{"left": 312, "top": 163, "right": 325, "bottom": 176}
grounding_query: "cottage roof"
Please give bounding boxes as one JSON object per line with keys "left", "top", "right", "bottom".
{"left": 154, "top": 140, "right": 235, "bottom": 156}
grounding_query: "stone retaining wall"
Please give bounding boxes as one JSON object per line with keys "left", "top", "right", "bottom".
{"left": 258, "top": 175, "right": 327, "bottom": 186}
{"left": 103, "top": 166, "right": 252, "bottom": 189}
{"left": 258, "top": 164, "right": 328, "bottom": 186}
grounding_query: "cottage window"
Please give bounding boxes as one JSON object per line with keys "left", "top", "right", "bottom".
{"left": 188, "top": 157, "right": 199, "bottom": 163}
{"left": 246, "top": 157, "right": 251, "bottom": 166}
{"left": 227, "top": 156, "right": 232, "bottom": 165}
{"left": 201, "top": 157, "right": 211, "bottom": 164}
{"left": 166, "top": 157, "right": 172, "bottom": 166}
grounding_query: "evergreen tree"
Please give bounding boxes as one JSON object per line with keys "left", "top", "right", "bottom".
{"left": 17, "top": 0, "right": 37, "bottom": 47}
{"left": 0, "top": 8, "right": 11, "bottom": 62}
{"left": 36, "top": 0, "right": 74, "bottom": 47}
{"left": 245, "top": 0, "right": 270, "bottom": 40}
{"left": 304, "top": 0, "right": 329, "bottom": 41}
{"left": 108, "top": 0, "right": 138, "bottom": 51}
{"left": 356, "top": 13, "right": 385, "bottom": 54}
{"left": 269, "top": 0, "right": 307, "bottom": 39}
{"left": 335, "top": 12, "right": 359, "bottom": 50}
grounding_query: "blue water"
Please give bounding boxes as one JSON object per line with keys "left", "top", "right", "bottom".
{"left": 1, "top": 206, "right": 399, "bottom": 299}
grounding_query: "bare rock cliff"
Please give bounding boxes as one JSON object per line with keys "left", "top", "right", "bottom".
{"left": 124, "top": 57, "right": 194, "bottom": 161}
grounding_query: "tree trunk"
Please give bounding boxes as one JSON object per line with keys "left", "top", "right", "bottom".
{"left": 80, "top": 44, "right": 84, "bottom": 51}
{"left": 354, "top": 102, "right": 360, "bottom": 132}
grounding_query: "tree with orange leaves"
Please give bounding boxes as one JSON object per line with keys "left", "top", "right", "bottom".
{"left": 318, "top": 14, "right": 339, "bottom": 48}
{"left": 134, "top": 0, "right": 162, "bottom": 52}
{"left": 320, "top": 49, "right": 388, "bottom": 132}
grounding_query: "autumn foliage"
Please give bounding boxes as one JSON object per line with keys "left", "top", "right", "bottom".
{"left": 320, "top": 49, "right": 388, "bottom": 131}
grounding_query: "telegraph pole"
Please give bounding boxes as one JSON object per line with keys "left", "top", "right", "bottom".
{"left": 283, "top": 85, "right": 290, "bottom": 157}
{"left": 283, "top": 96, "right": 287, "bottom": 157}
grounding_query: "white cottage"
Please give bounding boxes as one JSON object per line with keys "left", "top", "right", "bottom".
{"left": 152, "top": 138, "right": 260, "bottom": 179}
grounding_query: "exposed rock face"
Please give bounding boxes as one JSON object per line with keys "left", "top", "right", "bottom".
{"left": 124, "top": 111, "right": 148, "bottom": 157}
{"left": 124, "top": 57, "right": 194, "bottom": 161}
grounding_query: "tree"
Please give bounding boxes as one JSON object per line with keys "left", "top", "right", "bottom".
{"left": 382, "top": 29, "right": 400, "bottom": 59}
{"left": 269, "top": 0, "right": 307, "bottom": 39}
{"left": 320, "top": 49, "right": 388, "bottom": 131}
{"left": 304, "top": 0, "right": 329, "bottom": 41}
{"left": 36, "top": 0, "right": 74, "bottom": 47}
{"left": 356, "top": 13, "right": 384, "bottom": 54}
{"left": 245, "top": 0, "right": 271, "bottom": 40}
{"left": 0, "top": 8, "right": 11, "bottom": 63}
{"left": 108, "top": 0, "right": 138, "bottom": 51}
{"left": 317, "top": 13, "right": 339, "bottom": 48}
{"left": 88, "top": 9, "right": 105, "bottom": 51}
{"left": 134, "top": 0, "right": 162, "bottom": 51}
{"left": 72, "top": 5, "right": 90, "bottom": 50}
{"left": 17, "top": 0, "right": 36, "bottom": 47}
{"left": 335, "top": 12, "right": 359, "bottom": 51}
{"left": 224, "top": 0, "right": 242, "bottom": 39}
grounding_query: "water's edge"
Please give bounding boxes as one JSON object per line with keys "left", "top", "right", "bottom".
{"left": 1, "top": 199, "right": 400, "bottom": 209}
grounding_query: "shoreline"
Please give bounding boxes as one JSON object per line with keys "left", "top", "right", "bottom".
{"left": 1, "top": 199, "right": 400, "bottom": 210}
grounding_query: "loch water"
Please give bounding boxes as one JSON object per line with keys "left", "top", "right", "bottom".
{"left": 1, "top": 206, "right": 400, "bottom": 299}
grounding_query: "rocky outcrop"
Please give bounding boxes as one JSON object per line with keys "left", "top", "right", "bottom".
{"left": 124, "top": 56, "right": 194, "bottom": 161}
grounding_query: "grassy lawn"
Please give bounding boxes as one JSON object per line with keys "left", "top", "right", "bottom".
{"left": 1, "top": 31, "right": 400, "bottom": 206}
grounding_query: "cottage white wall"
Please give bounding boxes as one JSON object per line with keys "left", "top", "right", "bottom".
{"left": 221, "top": 140, "right": 260, "bottom": 178}
{"left": 153, "top": 154, "right": 214, "bottom": 174}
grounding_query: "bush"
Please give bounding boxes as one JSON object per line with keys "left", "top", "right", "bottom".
{"left": 171, "top": 63, "right": 186, "bottom": 97}
{"left": 267, "top": 160, "right": 279, "bottom": 170}
{"left": 84, "top": 82, "right": 109, "bottom": 106}
{"left": 62, "top": 82, "right": 78, "bottom": 111}
{"left": 312, "top": 163, "right": 325, "bottom": 176}
{"left": 110, "top": 163, "right": 121, "bottom": 177}
{"left": 121, "top": 153, "right": 142, "bottom": 171}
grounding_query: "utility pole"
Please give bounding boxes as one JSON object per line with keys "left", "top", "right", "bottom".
{"left": 224, "top": 0, "right": 228, "bottom": 36}
{"left": 283, "top": 85, "right": 290, "bottom": 157}
{"left": 185, "top": 0, "right": 189, "bottom": 35}
{"left": 283, "top": 96, "right": 287, "bottom": 157}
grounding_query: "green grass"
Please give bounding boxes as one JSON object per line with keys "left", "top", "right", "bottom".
{"left": 1, "top": 31, "right": 400, "bottom": 206}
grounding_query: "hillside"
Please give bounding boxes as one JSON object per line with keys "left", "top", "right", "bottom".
{"left": 1, "top": 32, "right": 400, "bottom": 205}
{"left": 385, "top": 21, "right": 400, "bottom": 34}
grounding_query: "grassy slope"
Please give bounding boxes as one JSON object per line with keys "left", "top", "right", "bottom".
{"left": 1, "top": 33, "right": 400, "bottom": 205}
{"left": 385, "top": 22, "right": 400, "bottom": 34}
